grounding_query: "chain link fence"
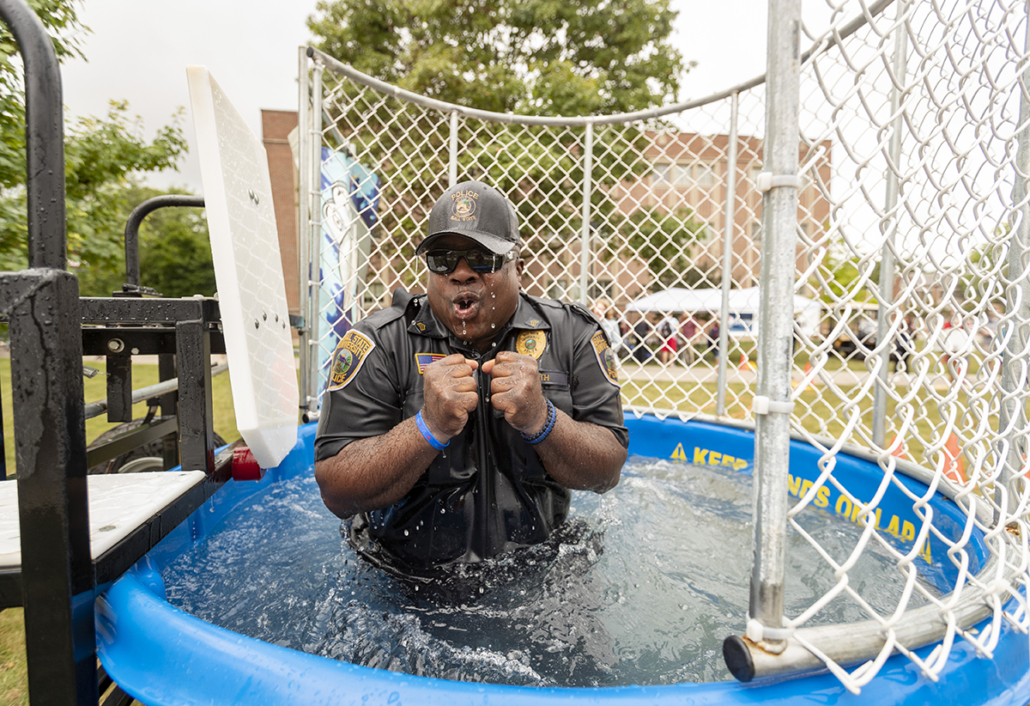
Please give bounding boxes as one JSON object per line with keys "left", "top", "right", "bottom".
{"left": 298, "top": 0, "right": 1030, "bottom": 693}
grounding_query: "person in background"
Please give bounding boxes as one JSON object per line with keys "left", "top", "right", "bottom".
{"left": 314, "top": 180, "right": 627, "bottom": 581}
{"left": 592, "top": 298, "right": 623, "bottom": 355}
{"left": 678, "top": 311, "right": 699, "bottom": 365}
{"left": 657, "top": 313, "right": 678, "bottom": 365}
{"left": 632, "top": 313, "right": 652, "bottom": 363}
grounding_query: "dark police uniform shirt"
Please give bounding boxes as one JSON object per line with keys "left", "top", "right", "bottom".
{"left": 314, "top": 288, "right": 628, "bottom": 575}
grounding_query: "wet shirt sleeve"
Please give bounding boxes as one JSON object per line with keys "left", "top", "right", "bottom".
{"left": 314, "top": 325, "right": 404, "bottom": 463}
{"left": 568, "top": 319, "right": 629, "bottom": 449}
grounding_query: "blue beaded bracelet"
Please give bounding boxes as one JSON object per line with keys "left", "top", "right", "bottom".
{"left": 522, "top": 400, "right": 556, "bottom": 445}
{"left": 415, "top": 410, "right": 448, "bottom": 450}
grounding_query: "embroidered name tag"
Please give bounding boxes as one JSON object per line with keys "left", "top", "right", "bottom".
{"left": 327, "top": 330, "right": 376, "bottom": 391}
{"left": 415, "top": 353, "right": 446, "bottom": 374}
{"left": 539, "top": 370, "right": 569, "bottom": 387}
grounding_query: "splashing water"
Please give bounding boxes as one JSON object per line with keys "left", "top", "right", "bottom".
{"left": 162, "top": 459, "right": 941, "bottom": 688}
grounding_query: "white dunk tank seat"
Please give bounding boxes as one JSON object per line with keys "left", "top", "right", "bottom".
{"left": 187, "top": 66, "right": 299, "bottom": 469}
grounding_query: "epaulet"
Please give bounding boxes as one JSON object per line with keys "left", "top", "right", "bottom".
{"left": 568, "top": 301, "right": 603, "bottom": 327}
{"left": 360, "top": 287, "right": 416, "bottom": 330}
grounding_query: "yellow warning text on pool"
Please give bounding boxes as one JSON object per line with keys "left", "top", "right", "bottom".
{"left": 787, "top": 473, "right": 933, "bottom": 564}
{"left": 671, "top": 444, "right": 748, "bottom": 471}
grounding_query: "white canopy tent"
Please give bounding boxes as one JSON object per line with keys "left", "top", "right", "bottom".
{"left": 624, "top": 286, "right": 823, "bottom": 339}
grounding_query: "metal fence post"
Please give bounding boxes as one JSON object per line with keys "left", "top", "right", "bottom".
{"left": 997, "top": 0, "right": 1030, "bottom": 521}
{"left": 579, "top": 121, "right": 594, "bottom": 305}
{"left": 449, "top": 111, "right": 459, "bottom": 188}
{"left": 297, "top": 47, "right": 311, "bottom": 420}
{"left": 717, "top": 92, "right": 740, "bottom": 416}
{"left": 873, "top": 0, "right": 909, "bottom": 449}
{"left": 748, "top": 0, "right": 801, "bottom": 651}
{"left": 307, "top": 60, "right": 325, "bottom": 416}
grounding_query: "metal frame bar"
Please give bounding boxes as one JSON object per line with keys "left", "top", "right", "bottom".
{"left": 121, "top": 195, "right": 205, "bottom": 294}
{"left": 305, "top": 57, "right": 325, "bottom": 418}
{"left": 579, "top": 121, "right": 594, "bottom": 306}
{"left": 716, "top": 92, "right": 740, "bottom": 416}
{"left": 997, "top": 0, "right": 1030, "bottom": 521}
{"left": 305, "top": 1, "right": 895, "bottom": 129}
{"left": 746, "top": 0, "right": 802, "bottom": 652}
{"left": 0, "top": 1, "right": 97, "bottom": 701}
{"left": 298, "top": 46, "right": 312, "bottom": 420}
{"left": 872, "top": 0, "right": 909, "bottom": 447}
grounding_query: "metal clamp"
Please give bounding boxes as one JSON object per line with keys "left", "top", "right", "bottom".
{"left": 746, "top": 615, "right": 794, "bottom": 643}
{"left": 753, "top": 395, "right": 794, "bottom": 415}
{"left": 756, "top": 171, "right": 801, "bottom": 193}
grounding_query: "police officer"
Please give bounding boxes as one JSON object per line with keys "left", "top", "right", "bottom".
{"left": 314, "top": 180, "right": 627, "bottom": 577}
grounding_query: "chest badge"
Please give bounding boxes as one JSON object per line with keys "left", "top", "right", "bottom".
{"left": 516, "top": 330, "right": 546, "bottom": 360}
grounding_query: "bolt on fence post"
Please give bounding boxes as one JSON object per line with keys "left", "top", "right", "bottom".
{"left": 873, "top": 0, "right": 909, "bottom": 450}
{"left": 997, "top": 0, "right": 1030, "bottom": 522}
{"left": 748, "top": 0, "right": 801, "bottom": 651}
{"left": 717, "top": 92, "right": 740, "bottom": 416}
{"left": 297, "top": 47, "right": 311, "bottom": 419}
{"left": 307, "top": 60, "right": 325, "bottom": 416}
{"left": 449, "top": 111, "right": 459, "bottom": 189}
{"left": 580, "top": 121, "right": 594, "bottom": 305}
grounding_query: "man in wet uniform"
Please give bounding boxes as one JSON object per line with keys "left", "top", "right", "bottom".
{"left": 313, "top": 180, "right": 628, "bottom": 579}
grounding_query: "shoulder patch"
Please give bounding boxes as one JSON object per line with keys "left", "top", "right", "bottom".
{"left": 590, "top": 330, "right": 620, "bottom": 386}
{"left": 327, "top": 330, "right": 376, "bottom": 391}
{"left": 517, "top": 330, "right": 546, "bottom": 359}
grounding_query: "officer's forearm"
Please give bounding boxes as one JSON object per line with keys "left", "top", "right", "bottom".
{"left": 532, "top": 411, "right": 625, "bottom": 493}
{"left": 314, "top": 416, "right": 440, "bottom": 518}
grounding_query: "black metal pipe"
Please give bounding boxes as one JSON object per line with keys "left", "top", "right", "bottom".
{"left": 0, "top": 0, "right": 66, "bottom": 271}
{"left": 123, "top": 195, "right": 205, "bottom": 288}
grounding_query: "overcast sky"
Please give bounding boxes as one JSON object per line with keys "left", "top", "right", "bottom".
{"left": 59, "top": 0, "right": 776, "bottom": 193}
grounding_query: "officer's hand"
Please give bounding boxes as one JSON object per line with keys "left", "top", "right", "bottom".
{"left": 481, "top": 352, "right": 549, "bottom": 435}
{"left": 421, "top": 354, "right": 479, "bottom": 441}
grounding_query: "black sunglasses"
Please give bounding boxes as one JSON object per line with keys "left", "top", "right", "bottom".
{"left": 425, "top": 248, "right": 517, "bottom": 274}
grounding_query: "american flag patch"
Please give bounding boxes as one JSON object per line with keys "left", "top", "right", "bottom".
{"left": 415, "top": 353, "right": 446, "bottom": 374}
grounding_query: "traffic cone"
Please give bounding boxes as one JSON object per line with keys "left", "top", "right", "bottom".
{"left": 739, "top": 352, "right": 751, "bottom": 370}
{"left": 804, "top": 361, "right": 821, "bottom": 387}
{"left": 944, "top": 433, "right": 965, "bottom": 483}
{"left": 888, "top": 434, "right": 906, "bottom": 460}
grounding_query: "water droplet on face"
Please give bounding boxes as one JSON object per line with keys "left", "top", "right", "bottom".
{"left": 491, "top": 323, "right": 496, "bottom": 329}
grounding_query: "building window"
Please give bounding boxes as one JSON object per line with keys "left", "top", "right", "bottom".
{"left": 589, "top": 280, "right": 613, "bottom": 301}
{"left": 653, "top": 164, "right": 673, "bottom": 186}
{"left": 548, "top": 278, "right": 569, "bottom": 300}
{"left": 695, "top": 162, "right": 716, "bottom": 188}
{"left": 750, "top": 222, "right": 762, "bottom": 243}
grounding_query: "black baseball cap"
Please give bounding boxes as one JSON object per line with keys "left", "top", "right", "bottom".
{"left": 416, "top": 181, "right": 521, "bottom": 256}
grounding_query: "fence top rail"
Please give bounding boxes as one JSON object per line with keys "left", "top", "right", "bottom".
{"left": 305, "top": 0, "right": 893, "bottom": 128}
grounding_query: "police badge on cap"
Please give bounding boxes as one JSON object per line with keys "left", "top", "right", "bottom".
{"left": 417, "top": 181, "right": 522, "bottom": 256}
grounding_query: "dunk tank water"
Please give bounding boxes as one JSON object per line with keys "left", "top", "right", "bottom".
{"left": 95, "top": 414, "right": 1030, "bottom": 706}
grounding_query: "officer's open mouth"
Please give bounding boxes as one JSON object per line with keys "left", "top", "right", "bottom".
{"left": 453, "top": 293, "right": 480, "bottom": 319}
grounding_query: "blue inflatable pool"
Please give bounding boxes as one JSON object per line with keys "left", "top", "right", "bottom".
{"left": 95, "top": 415, "right": 1030, "bottom": 705}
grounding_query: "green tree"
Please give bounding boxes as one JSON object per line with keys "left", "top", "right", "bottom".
{"left": 76, "top": 184, "right": 215, "bottom": 298}
{"left": 308, "top": 0, "right": 694, "bottom": 285}
{"left": 308, "top": 0, "right": 687, "bottom": 116}
{"left": 618, "top": 206, "right": 713, "bottom": 290}
{"left": 0, "top": 1, "right": 188, "bottom": 275}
